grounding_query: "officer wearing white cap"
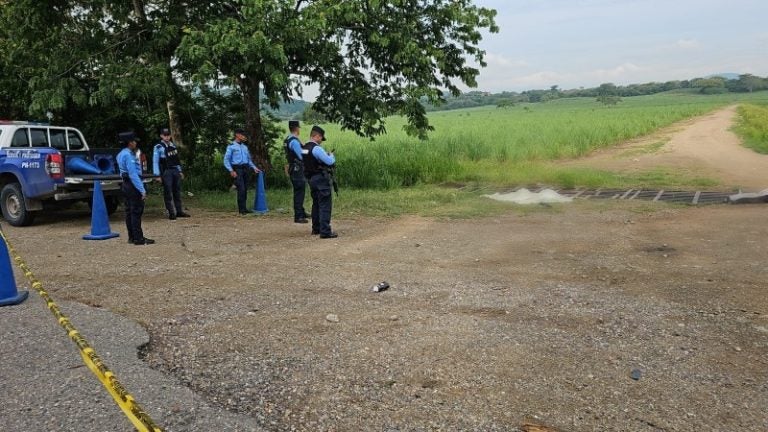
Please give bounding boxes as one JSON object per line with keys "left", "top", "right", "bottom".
{"left": 117, "top": 131, "right": 154, "bottom": 245}
{"left": 284, "top": 120, "right": 308, "bottom": 223}
{"left": 303, "top": 125, "right": 337, "bottom": 238}
{"left": 223, "top": 128, "right": 261, "bottom": 214}
{"left": 153, "top": 127, "right": 190, "bottom": 220}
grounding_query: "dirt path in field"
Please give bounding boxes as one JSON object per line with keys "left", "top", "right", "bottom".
{"left": 562, "top": 105, "right": 768, "bottom": 190}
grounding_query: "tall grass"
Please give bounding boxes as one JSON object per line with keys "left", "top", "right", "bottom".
{"left": 734, "top": 103, "right": 768, "bottom": 154}
{"left": 281, "top": 91, "right": 768, "bottom": 189}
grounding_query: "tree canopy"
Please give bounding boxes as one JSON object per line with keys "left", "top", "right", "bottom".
{"left": 1, "top": 0, "right": 498, "bottom": 170}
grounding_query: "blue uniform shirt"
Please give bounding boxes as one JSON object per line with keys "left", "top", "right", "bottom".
{"left": 224, "top": 140, "right": 257, "bottom": 171}
{"left": 117, "top": 148, "right": 145, "bottom": 194}
{"left": 286, "top": 135, "right": 303, "bottom": 161}
{"left": 311, "top": 145, "right": 336, "bottom": 166}
{"left": 152, "top": 140, "right": 182, "bottom": 176}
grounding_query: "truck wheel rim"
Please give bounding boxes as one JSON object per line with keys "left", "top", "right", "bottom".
{"left": 6, "top": 194, "right": 20, "bottom": 218}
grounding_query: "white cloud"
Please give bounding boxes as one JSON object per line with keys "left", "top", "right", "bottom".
{"left": 484, "top": 52, "right": 531, "bottom": 69}
{"left": 675, "top": 38, "right": 700, "bottom": 49}
{"left": 591, "top": 62, "right": 642, "bottom": 80}
{"left": 467, "top": 68, "right": 574, "bottom": 93}
{"left": 514, "top": 71, "right": 569, "bottom": 86}
{"left": 756, "top": 32, "right": 768, "bottom": 46}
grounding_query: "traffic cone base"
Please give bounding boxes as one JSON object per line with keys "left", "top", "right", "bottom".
{"left": 0, "top": 237, "right": 29, "bottom": 307}
{"left": 83, "top": 181, "right": 119, "bottom": 240}
{"left": 253, "top": 171, "right": 269, "bottom": 214}
{"left": 0, "top": 290, "right": 28, "bottom": 307}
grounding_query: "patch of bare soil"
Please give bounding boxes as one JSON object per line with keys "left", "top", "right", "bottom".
{"left": 7, "top": 201, "right": 768, "bottom": 431}
{"left": 561, "top": 105, "right": 768, "bottom": 190}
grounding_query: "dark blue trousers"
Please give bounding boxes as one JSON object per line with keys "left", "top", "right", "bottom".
{"left": 233, "top": 166, "right": 250, "bottom": 213}
{"left": 289, "top": 163, "right": 307, "bottom": 220}
{"left": 122, "top": 181, "right": 144, "bottom": 242}
{"left": 161, "top": 168, "right": 183, "bottom": 216}
{"left": 309, "top": 173, "right": 333, "bottom": 235}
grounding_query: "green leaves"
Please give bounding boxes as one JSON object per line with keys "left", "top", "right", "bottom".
{"left": 1, "top": 0, "right": 497, "bottom": 167}
{"left": 175, "top": 0, "right": 496, "bottom": 142}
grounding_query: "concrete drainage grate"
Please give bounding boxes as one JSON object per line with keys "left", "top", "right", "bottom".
{"left": 544, "top": 189, "right": 731, "bottom": 205}
{"left": 548, "top": 188, "right": 733, "bottom": 205}
{"left": 460, "top": 185, "right": 763, "bottom": 205}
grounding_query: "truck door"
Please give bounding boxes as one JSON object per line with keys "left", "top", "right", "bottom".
{"left": 7, "top": 127, "right": 57, "bottom": 199}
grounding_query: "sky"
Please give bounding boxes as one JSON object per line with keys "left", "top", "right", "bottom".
{"left": 467, "top": 0, "right": 768, "bottom": 93}
{"left": 298, "top": 0, "right": 767, "bottom": 100}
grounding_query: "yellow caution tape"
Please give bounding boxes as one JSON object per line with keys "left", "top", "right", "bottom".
{"left": 0, "top": 230, "right": 162, "bottom": 432}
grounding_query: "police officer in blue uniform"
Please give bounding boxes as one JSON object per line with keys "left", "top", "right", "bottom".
{"left": 223, "top": 128, "right": 261, "bottom": 214}
{"left": 303, "top": 125, "right": 337, "bottom": 238}
{"left": 284, "top": 120, "right": 308, "bottom": 223}
{"left": 153, "top": 128, "right": 190, "bottom": 220}
{"left": 117, "top": 132, "right": 154, "bottom": 245}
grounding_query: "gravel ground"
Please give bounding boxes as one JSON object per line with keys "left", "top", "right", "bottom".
{"left": 1, "top": 200, "right": 767, "bottom": 431}
{"left": 0, "top": 295, "right": 262, "bottom": 431}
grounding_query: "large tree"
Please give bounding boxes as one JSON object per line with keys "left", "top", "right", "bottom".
{"left": 0, "top": 1, "right": 212, "bottom": 145}
{"left": 177, "top": 0, "right": 498, "bottom": 169}
{"left": 2, "top": 1, "right": 497, "bottom": 171}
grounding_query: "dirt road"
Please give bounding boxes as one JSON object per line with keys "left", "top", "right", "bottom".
{"left": 3, "top": 106, "right": 768, "bottom": 431}
{"left": 563, "top": 105, "right": 768, "bottom": 190}
{"left": 4, "top": 199, "right": 767, "bottom": 431}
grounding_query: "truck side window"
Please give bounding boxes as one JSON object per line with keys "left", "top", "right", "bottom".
{"left": 11, "top": 129, "right": 30, "bottom": 147}
{"left": 50, "top": 129, "right": 67, "bottom": 150}
{"left": 67, "top": 131, "right": 84, "bottom": 150}
{"left": 30, "top": 128, "right": 49, "bottom": 147}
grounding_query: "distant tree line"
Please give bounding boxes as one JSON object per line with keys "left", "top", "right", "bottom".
{"left": 423, "top": 74, "right": 768, "bottom": 111}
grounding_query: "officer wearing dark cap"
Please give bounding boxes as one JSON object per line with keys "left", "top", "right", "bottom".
{"left": 303, "top": 125, "right": 337, "bottom": 238}
{"left": 117, "top": 131, "right": 154, "bottom": 245}
{"left": 284, "top": 120, "right": 308, "bottom": 223}
{"left": 223, "top": 128, "right": 261, "bottom": 214}
{"left": 153, "top": 127, "right": 190, "bottom": 220}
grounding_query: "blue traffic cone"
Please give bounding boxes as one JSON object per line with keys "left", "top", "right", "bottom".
{"left": 252, "top": 171, "right": 269, "bottom": 214}
{"left": 83, "top": 181, "right": 120, "bottom": 240}
{"left": 0, "top": 237, "right": 28, "bottom": 306}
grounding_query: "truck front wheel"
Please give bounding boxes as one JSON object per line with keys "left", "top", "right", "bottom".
{"left": 1, "top": 183, "right": 36, "bottom": 226}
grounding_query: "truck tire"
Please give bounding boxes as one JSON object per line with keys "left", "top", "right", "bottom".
{"left": 1, "top": 183, "right": 36, "bottom": 226}
{"left": 88, "top": 195, "right": 120, "bottom": 215}
{"left": 105, "top": 196, "right": 119, "bottom": 215}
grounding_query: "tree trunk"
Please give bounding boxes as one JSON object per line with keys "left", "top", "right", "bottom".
{"left": 132, "top": 0, "right": 147, "bottom": 22}
{"left": 165, "top": 68, "right": 185, "bottom": 149}
{"left": 239, "top": 76, "right": 272, "bottom": 171}
{"left": 166, "top": 98, "right": 184, "bottom": 149}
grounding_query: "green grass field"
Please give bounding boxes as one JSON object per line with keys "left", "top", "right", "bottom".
{"left": 180, "top": 186, "right": 513, "bottom": 219}
{"left": 734, "top": 103, "right": 768, "bottom": 154}
{"left": 273, "top": 90, "right": 768, "bottom": 190}
{"left": 192, "top": 91, "right": 768, "bottom": 217}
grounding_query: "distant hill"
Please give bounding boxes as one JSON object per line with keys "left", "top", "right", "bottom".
{"left": 194, "top": 85, "right": 308, "bottom": 120}
{"left": 267, "top": 99, "right": 308, "bottom": 120}
{"left": 707, "top": 73, "right": 740, "bottom": 80}
{"left": 251, "top": 72, "right": 760, "bottom": 116}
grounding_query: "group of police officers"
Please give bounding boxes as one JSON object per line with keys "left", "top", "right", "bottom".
{"left": 116, "top": 120, "right": 337, "bottom": 245}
